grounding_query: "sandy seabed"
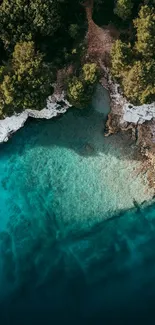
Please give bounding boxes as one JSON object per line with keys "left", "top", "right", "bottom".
{"left": 0, "top": 88, "right": 154, "bottom": 324}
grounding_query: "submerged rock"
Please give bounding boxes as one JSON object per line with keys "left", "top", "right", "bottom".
{"left": 85, "top": 143, "right": 95, "bottom": 154}
{"left": 104, "top": 112, "right": 120, "bottom": 136}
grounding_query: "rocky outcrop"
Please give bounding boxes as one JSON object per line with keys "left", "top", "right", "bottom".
{"left": 99, "top": 64, "right": 155, "bottom": 141}
{"left": 123, "top": 102, "right": 155, "bottom": 124}
{"left": 100, "top": 63, "right": 155, "bottom": 120}
{"left": 99, "top": 64, "right": 155, "bottom": 190}
{"left": 110, "top": 80, "right": 155, "bottom": 125}
{"left": 0, "top": 112, "right": 29, "bottom": 143}
{"left": 0, "top": 92, "right": 71, "bottom": 143}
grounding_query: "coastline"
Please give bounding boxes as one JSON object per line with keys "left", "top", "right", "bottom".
{"left": 0, "top": 61, "right": 155, "bottom": 193}
{"left": 1, "top": 1, "right": 155, "bottom": 322}
{"left": 1, "top": 74, "right": 155, "bottom": 145}
{"left": 0, "top": 91, "right": 71, "bottom": 143}
{"left": 100, "top": 64, "right": 155, "bottom": 134}
{"left": 0, "top": 75, "right": 155, "bottom": 306}
{"left": 100, "top": 67, "right": 155, "bottom": 191}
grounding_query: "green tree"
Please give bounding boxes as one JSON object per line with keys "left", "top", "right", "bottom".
{"left": 0, "top": 0, "right": 61, "bottom": 48}
{"left": 67, "top": 63, "right": 99, "bottom": 108}
{"left": 82, "top": 63, "right": 98, "bottom": 84}
{"left": 114, "top": 0, "right": 133, "bottom": 20}
{"left": 69, "top": 24, "right": 79, "bottom": 39}
{"left": 0, "top": 41, "right": 53, "bottom": 116}
{"left": 134, "top": 5, "right": 155, "bottom": 58}
{"left": 67, "top": 77, "right": 85, "bottom": 108}
{"left": 110, "top": 4, "right": 155, "bottom": 105}
{"left": 110, "top": 40, "right": 132, "bottom": 79}
{"left": 122, "top": 60, "right": 155, "bottom": 104}
{"left": 30, "top": 0, "right": 61, "bottom": 36}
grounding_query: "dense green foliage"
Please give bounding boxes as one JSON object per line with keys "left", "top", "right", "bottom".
{"left": 67, "top": 63, "right": 99, "bottom": 108}
{"left": 111, "top": 4, "right": 155, "bottom": 104}
{"left": 111, "top": 40, "right": 132, "bottom": 78}
{"left": 0, "top": 0, "right": 87, "bottom": 116}
{"left": 0, "top": 42, "right": 53, "bottom": 116}
{"left": 69, "top": 24, "right": 80, "bottom": 39}
{"left": 0, "top": 0, "right": 62, "bottom": 48}
{"left": 123, "top": 60, "right": 155, "bottom": 104}
{"left": 114, "top": 0, "right": 133, "bottom": 21}
{"left": 134, "top": 5, "right": 155, "bottom": 58}
{"left": 0, "top": 0, "right": 154, "bottom": 117}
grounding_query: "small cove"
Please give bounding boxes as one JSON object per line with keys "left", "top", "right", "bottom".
{"left": 0, "top": 86, "right": 155, "bottom": 323}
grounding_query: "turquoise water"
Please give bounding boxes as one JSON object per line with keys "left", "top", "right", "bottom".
{"left": 0, "top": 99, "right": 155, "bottom": 324}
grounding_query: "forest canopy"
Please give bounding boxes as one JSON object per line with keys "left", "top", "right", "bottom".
{"left": 111, "top": 3, "right": 155, "bottom": 104}
{"left": 0, "top": 0, "right": 154, "bottom": 117}
{"left": 0, "top": 41, "right": 53, "bottom": 116}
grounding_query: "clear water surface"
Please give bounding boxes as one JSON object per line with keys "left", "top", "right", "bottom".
{"left": 0, "top": 88, "right": 155, "bottom": 324}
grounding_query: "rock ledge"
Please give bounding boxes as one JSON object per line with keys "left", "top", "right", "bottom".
{"left": 0, "top": 92, "right": 71, "bottom": 143}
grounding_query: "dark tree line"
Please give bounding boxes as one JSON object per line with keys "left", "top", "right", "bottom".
{"left": 0, "top": 0, "right": 154, "bottom": 117}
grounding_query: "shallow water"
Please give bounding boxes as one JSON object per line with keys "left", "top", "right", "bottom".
{"left": 0, "top": 96, "right": 155, "bottom": 324}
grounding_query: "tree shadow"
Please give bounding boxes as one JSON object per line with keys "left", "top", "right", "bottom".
{"left": 0, "top": 199, "right": 155, "bottom": 324}
{"left": 0, "top": 105, "right": 141, "bottom": 163}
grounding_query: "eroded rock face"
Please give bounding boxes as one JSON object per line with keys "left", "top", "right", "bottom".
{"left": 99, "top": 65, "right": 155, "bottom": 190}
{"left": 0, "top": 92, "right": 71, "bottom": 143}
{"left": 123, "top": 102, "right": 155, "bottom": 124}
{"left": 104, "top": 112, "right": 121, "bottom": 136}
{"left": 0, "top": 112, "right": 28, "bottom": 143}
{"left": 109, "top": 80, "right": 155, "bottom": 126}
{"left": 100, "top": 63, "right": 155, "bottom": 127}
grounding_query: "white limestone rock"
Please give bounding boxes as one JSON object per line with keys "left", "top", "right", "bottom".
{"left": 108, "top": 74, "right": 155, "bottom": 125}
{"left": 99, "top": 63, "right": 155, "bottom": 125}
{"left": 0, "top": 92, "right": 72, "bottom": 143}
{"left": 0, "top": 112, "right": 28, "bottom": 143}
{"left": 123, "top": 102, "right": 155, "bottom": 124}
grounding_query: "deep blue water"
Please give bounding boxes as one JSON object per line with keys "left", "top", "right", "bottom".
{"left": 0, "top": 107, "right": 155, "bottom": 324}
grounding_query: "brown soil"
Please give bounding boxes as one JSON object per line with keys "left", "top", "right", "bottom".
{"left": 85, "top": 2, "right": 119, "bottom": 64}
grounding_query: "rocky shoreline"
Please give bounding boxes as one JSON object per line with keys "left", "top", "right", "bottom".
{"left": 0, "top": 66, "right": 155, "bottom": 190}
{"left": 100, "top": 64, "right": 155, "bottom": 133}
{"left": 0, "top": 91, "right": 71, "bottom": 143}
{"left": 100, "top": 65, "right": 155, "bottom": 191}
